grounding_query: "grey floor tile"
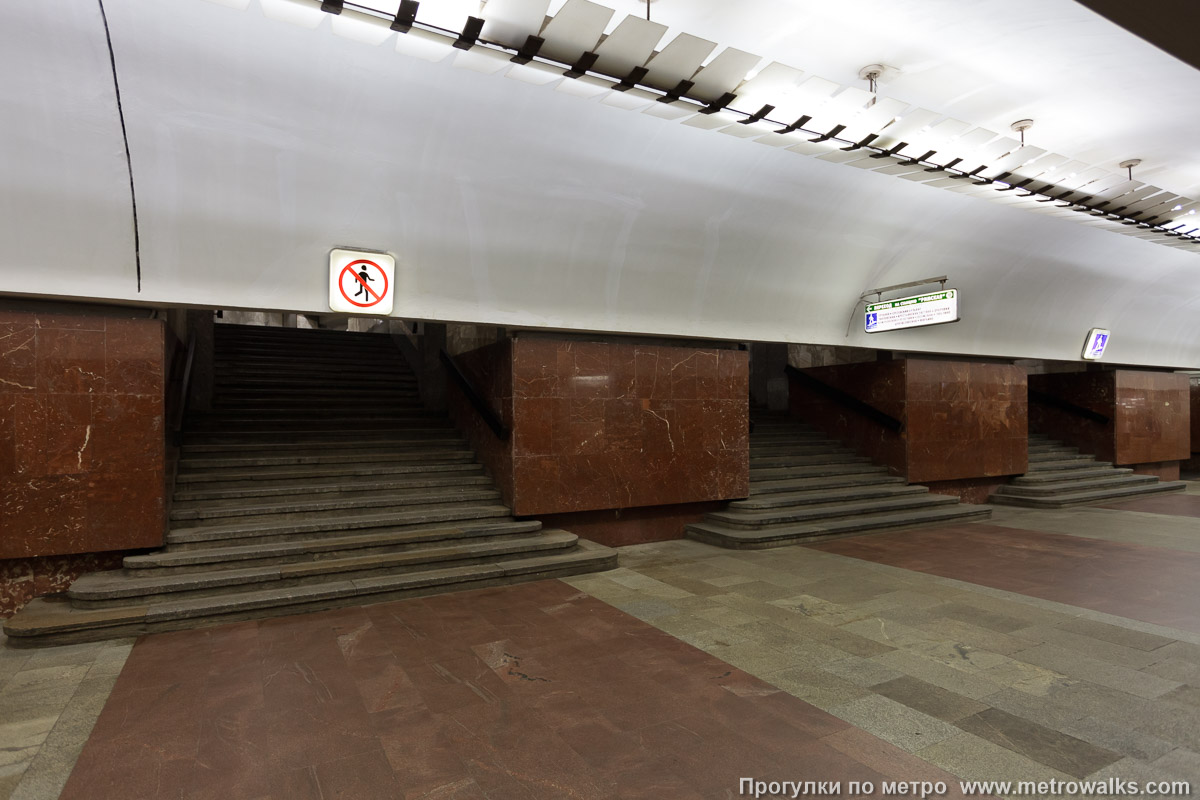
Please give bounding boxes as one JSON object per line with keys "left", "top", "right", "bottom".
{"left": 873, "top": 675, "right": 991, "bottom": 723}
{"left": 829, "top": 694, "right": 961, "bottom": 753}
{"left": 956, "top": 707, "right": 1122, "bottom": 779}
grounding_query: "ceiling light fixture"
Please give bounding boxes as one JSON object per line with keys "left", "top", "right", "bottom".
{"left": 1010, "top": 119, "right": 1033, "bottom": 146}
{"left": 1120, "top": 158, "right": 1142, "bottom": 181}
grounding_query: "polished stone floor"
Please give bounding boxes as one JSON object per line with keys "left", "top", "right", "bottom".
{"left": 3, "top": 489, "right": 1200, "bottom": 799}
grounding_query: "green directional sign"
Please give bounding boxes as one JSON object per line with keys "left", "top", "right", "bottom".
{"left": 865, "top": 289, "right": 959, "bottom": 333}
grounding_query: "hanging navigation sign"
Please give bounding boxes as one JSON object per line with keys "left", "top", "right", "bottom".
{"left": 1081, "top": 328, "right": 1110, "bottom": 360}
{"left": 865, "top": 289, "right": 959, "bottom": 333}
{"left": 328, "top": 248, "right": 395, "bottom": 315}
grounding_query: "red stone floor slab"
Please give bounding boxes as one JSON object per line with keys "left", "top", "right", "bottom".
{"left": 1098, "top": 493, "right": 1200, "bottom": 516}
{"left": 59, "top": 580, "right": 982, "bottom": 800}
{"left": 811, "top": 523, "right": 1200, "bottom": 634}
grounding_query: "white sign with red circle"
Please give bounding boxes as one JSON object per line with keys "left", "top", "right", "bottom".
{"left": 328, "top": 249, "right": 395, "bottom": 314}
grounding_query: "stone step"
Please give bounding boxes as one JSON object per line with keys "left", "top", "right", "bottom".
{"left": 129, "top": 519, "right": 545, "bottom": 572}
{"left": 995, "top": 473, "right": 1159, "bottom": 497}
{"left": 749, "top": 453, "right": 870, "bottom": 468}
{"left": 991, "top": 480, "right": 1187, "bottom": 509}
{"left": 731, "top": 483, "right": 927, "bottom": 511}
{"left": 211, "top": 398, "right": 428, "bottom": 410}
{"left": 166, "top": 504, "right": 515, "bottom": 549}
{"left": 1013, "top": 465, "right": 1133, "bottom": 484}
{"left": 706, "top": 492, "right": 958, "bottom": 529}
{"left": 180, "top": 442, "right": 470, "bottom": 463}
{"left": 173, "top": 472, "right": 494, "bottom": 502}
{"left": 686, "top": 504, "right": 992, "bottom": 550}
{"left": 213, "top": 356, "right": 406, "bottom": 371}
{"left": 2, "top": 541, "right": 617, "bottom": 647}
{"left": 214, "top": 377, "right": 417, "bottom": 390}
{"left": 1027, "top": 451, "right": 1093, "bottom": 464}
{"left": 1027, "top": 457, "right": 1112, "bottom": 472}
{"left": 749, "top": 473, "right": 905, "bottom": 496}
{"left": 750, "top": 462, "right": 890, "bottom": 481}
{"left": 181, "top": 432, "right": 465, "bottom": 453}
{"left": 70, "top": 531, "right": 581, "bottom": 606}
{"left": 184, "top": 419, "right": 448, "bottom": 431}
{"left": 214, "top": 324, "right": 391, "bottom": 340}
{"left": 175, "top": 461, "right": 484, "bottom": 485}
{"left": 168, "top": 482, "right": 496, "bottom": 525}
{"left": 170, "top": 486, "right": 503, "bottom": 523}
{"left": 174, "top": 470, "right": 492, "bottom": 501}
{"left": 1027, "top": 444, "right": 1080, "bottom": 455}
{"left": 178, "top": 449, "right": 475, "bottom": 471}
{"left": 749, "top": 442, "right": 850, "bottom": 456}
{"left": 213, "top": 365, "right": 412, "bottom": 380}
{"left": 215, "top": 387, "right": 420, "bottom": 400}
{"left": 749, "top": 429, "right": 829, "bottom": 441}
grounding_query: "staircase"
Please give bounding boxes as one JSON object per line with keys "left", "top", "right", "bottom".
{"left": 4, "top": 324, "right": 615, "bottom": 646}
{"left": 990, "top": 433, "right": 1187, "bottom": 508}
{"left": 686, "top": 411, "right": 991, "bottom": 549}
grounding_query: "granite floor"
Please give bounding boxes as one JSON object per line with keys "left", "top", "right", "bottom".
{"left": 2, "top": 492, "right": 1199, "bottom": 799}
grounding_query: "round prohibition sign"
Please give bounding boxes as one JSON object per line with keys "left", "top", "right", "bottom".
{"left": 338, "top": 259, "right": 389, "bottom": 308}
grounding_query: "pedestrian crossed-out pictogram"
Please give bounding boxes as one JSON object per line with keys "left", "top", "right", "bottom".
{"left": 328, "top": 249, "right": 395, "bottom": 314}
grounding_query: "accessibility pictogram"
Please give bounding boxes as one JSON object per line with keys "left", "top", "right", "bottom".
{"left": 328, "top": 248, "right": 395, "bottom": 314}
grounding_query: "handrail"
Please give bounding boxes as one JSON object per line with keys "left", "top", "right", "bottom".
{"left": 784, "top": 365, "right": 904, "bottom": 433}
{"left": 1028, "top": 388, "right": 1111, "bottom": 425}
{"left": 169, "top": 336, "right": 196, "bottom": 447}
{"left": 440, "top": 349, "right": 510, "bottom": 440}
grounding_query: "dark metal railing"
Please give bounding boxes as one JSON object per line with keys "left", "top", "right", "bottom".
{"left": 440, "top": 349, "right": 509, "bottom": 440}
{"left": 168, "top": 336, "right": 196, "bottom": 448}
{"left": 784, "top": 365, "right": 904, "bottom": 433}
{"left": 1028, "top": 388, "right": 1111, "bottom": 425}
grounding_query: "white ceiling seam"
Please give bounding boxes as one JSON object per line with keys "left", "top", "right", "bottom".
{"left": 229, "top": 0, "right": 1200, "bottom": 248}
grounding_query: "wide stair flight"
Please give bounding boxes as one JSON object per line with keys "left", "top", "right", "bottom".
{"left": 687, "top": 411, "right": 991, "bottom": 549}
{"left": 990, "top": 433, "right": 1187, "bottom": 508}
{"left": 5, "top": 323, "right": 615, "bottom": 646}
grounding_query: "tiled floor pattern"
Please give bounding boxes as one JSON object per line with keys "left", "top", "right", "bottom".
{"left": 0, "top": 636, "right": 133, "bottom": 800}
{"left": 1, "top": 496, "right": 1199, "bottom": 798}
{"left": 812, "top": 523, "right": 1200, "bottom": 633}
{"left": 1098, "top": 493, "right": 1200, "bottom": 516}
{"left": 51, "top": 581, "right": 974, "bottom": 800}
{"left": 566, "top": 540, "right": 1200, "bottom": 795}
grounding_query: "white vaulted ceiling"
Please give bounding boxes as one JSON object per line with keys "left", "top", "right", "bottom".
{"left": 1, "top": 0, "right": 1199, "bottom": 367}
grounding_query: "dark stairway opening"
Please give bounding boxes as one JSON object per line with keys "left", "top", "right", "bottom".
{"left": 4, "top": 323, "right": 615, "bottom": 646}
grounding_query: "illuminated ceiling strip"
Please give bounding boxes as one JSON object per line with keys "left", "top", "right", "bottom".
{"left": 207, "top": 0, "right": 1200, "bottom": 251}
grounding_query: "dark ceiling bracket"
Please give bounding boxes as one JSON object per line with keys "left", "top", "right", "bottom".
{"left": 563, "top": 51, "right": 598, "bottom": 78}
{"left": 510, "top": 34, "right": 544, "bottom": 64}
{"left": 96, "top": 0, "right": 142, "bottom": 293}
{"left": 841, "top": 132, "right": 879, "bottom": 151}
{"left": 809, "top": 123, "right": 846, "bottom": 143}
{"left": 776, "top": 115, "right": 811, "bottom": 134}
{"left": 320, "top": 0, "right": 344, "bottom": 13}
{"left": 739, "top": 104, "right": 775, "bottom": 124}
{"left": 869, "top": 141, "right": 907, "bottom": 159}
{"left": 454, "top": 16, "right": 484, "bottom": 49}
{"left": 698, "top": 92, "right": 736, "bottom": 114}
{"left": 611, "top": 66, "right": 649, "bottom": 91}
{"left": 898, "top": 148, "right": 935, "bottom": 166}
{"left": 657, "top": 79, "right": 694, "bottom": 104}
{"left": 390, "top": 0, "right": 419, "bottom": 32}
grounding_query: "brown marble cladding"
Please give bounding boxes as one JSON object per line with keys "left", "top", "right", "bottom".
{"left": 509, "top": 339, "right": 749, "bottom": 516}
{"left": 905, "top": 360, "right": 1027, "bottom": 483}
{"left": 789, "top": 359, "right": 1027, "bottom": 483}
{"left": 1029, "top": 370, "right": 1189, "bottom": 466}
{"left": 0, "top": 312, "right": 166, "bottom": 559}
{"left": 0, "top": 552, "right": 127, "bottom": 619}
{"left": 446, "top": 339, "right": 515, "bottom": 506}
{"left": 450, "top": 338, "right": 749, "bottom": 518}
{"left": 788, "top": 360, "right": 908, "bottom": 476}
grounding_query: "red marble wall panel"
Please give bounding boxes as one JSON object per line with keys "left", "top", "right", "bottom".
{"left": 1114, "top": 371, "right": 1189, "bottom": 465}
{"left": 509, "top": 339, "right": 749, "bottom": 516}
{"left": 905, "top": 360, "right": 1027, "bottom": 483}
{"left": 1132, "top": 462, "right": 1181, "bottom": 482}
{"left": 1029, "top": 370, "right": 1188, "bottom": 466}
{"left": 449, "top": 337, "right": 749, "bottom": 520}
{"left": 0, "top": 552, "right": 127, "bottom": 619}
{"left": 790, "top": 359, "right": 1026, "bottom": 484}
{"left": 0, "top": 312, "right": 166, "bottom": 559}
{"left": 446, "top": 339, "right": 515, "bottom": 506}
{"left": 788, "top": 360, "right": 908, "bottom": 476}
